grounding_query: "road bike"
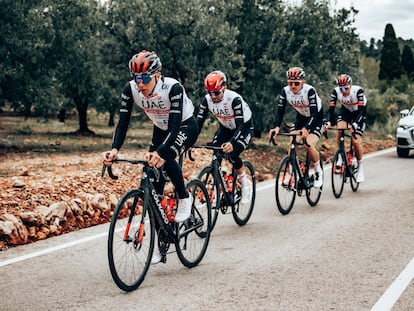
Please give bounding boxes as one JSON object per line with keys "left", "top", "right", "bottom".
{"left": 190, "top": 145, "right": 256, "bottom": 231}
{"left": 327, "top": 127, "right": 360, "bottom": 198}
{"left": 102, "top": 158, "right": 211, "bottom": 292}
{"left": 271, "top": 132, "right": 323, "bottom": 215}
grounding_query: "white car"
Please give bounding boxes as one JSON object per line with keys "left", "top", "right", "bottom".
{"left": 396, "top": 106, "right": 414, "bottom": 157}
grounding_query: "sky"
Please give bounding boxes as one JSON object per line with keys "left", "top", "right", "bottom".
{"left": 285, "top": 0, "right": 414, "bottom": 42}
{"left": 337, "top": 0, "right": 414, "bottom": 41}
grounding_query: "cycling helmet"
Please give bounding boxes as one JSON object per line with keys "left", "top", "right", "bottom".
{"left": 129, "top": 51, "right": 162, "bottom": 76}
{"left": 204, "top": 70, "right": 227, "bottom": 92}
{"left": 337, "top": 74, "right": 352, "bottom": 86}
{"left": 286, "top": 67, "right": 305, "bottom": 80}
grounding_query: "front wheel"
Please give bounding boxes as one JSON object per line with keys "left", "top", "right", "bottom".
{"left": 232, "top": 160, "right": 256, "bottom": 226}
{"left": 107, "top": 189, "right": 154, "bottom": 292}
{"left": 197, "top": 166, "right": 220, "bottom": 231}
{"left": 275, "top": 156, "right": 297, "bottom": 215}
{"left": 306, "top": 157, "right": 323, "bottom": 206}
{"left": 349, "top": 153, "right": 360, "bottom": 192}
{"left": 331, "top": 150, "right": 345, "bottom": 198}
{"left": 176, "top": 179, "right": 211, "bottom": 268}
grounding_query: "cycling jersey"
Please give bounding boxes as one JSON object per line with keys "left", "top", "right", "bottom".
{"left": 196, "top": 89, "right": 253, "bottom": 169}
{"left": 111, "top": 76, "right": 198, "bottom": 199}
{"left": 274, "top": 84, "right": 324, "bottom": 131}
{"left": 328, "top": 85, "right": 367, "bottom": 128}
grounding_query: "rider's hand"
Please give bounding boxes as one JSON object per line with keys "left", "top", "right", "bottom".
{"left": 268, "top": 127, "right": 279, "bottom": 139}
{"left": 221, "top": 142, "right": 233, "bottom": 153}
{"left": 146, "top": 151, "right": 165, "bottom": 168}
{"left": 323, "top": 122, "right": 331, "bottom": 131}
{"left": 351, "top": 122, "right": 359, "bottom": 131}
{"left": 301, "top": 127, "right": 309, "bottom": 140}
{"left": 102, "top": 149, "right": 118, "bottom": 166}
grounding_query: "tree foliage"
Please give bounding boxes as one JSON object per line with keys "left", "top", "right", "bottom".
{"left": 379, "top": 23, "right": 402, "bottom": 81}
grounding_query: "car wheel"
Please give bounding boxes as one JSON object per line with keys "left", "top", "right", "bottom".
{"left": 397, "top": 147, "right": 410, "bottom": 158}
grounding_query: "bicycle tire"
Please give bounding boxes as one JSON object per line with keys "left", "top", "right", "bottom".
{"left": 198, "top": 166, "right": 220, "bottom": 230}
{"left": 350, "top": 153, "right": 360, "bottom": 192}
{"left": 107, "top": 189, "right": 154, "bottom": 292}
{"left": 331, "top": 150, "right": 345, "bottom": 198}
{"left": 306, "top": 157, "right": 322, "bottom": 206}
{"left": 176, "top": 179, "right": 211, "bottom": 268}
{"left": 275, "top": 156, "right": 297, "bottom": 215}
{"left": 232, "top": 160, "right": 256, "bottom": 225}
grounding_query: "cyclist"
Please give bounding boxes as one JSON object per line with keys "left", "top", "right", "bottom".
{"left": 268, "top": 67, "right": 324, "bottom": 188}
{"left": 101, "top": 51, "right": 199, "bottom": 264}
{"left": 325, "top": 74, "right": 366, "bottom": 183}
{"left": 196, "top": 70, "right": 254, "bottom": 204}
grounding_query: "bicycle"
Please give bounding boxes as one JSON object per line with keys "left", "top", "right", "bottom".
{"left": 102, "top": 158, "right": 211, "bottom": 292}
{"left": 190, "top": 145, "right": 256, "bottom": 231}
{"left": 270, "top": 131, "right": 323, "bottom": 215}
{"left": 327, "top": 127, "right": 360, "bottom": 198}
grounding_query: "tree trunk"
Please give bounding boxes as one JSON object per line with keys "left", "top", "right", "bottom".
{"left": 75, "top": 101, "right": 95, "bottom": 135}
{"left": 108, "top": 111, "right": 115, "bottom": 127}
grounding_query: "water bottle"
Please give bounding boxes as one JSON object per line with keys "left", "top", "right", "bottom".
{"left": 165, "top": 198, "right": 176, "bottom": 222}
{"left": 347, "top": 152, "right": 352, "bottom": 166}
{"left": 226, "top": 174, "right": 234, "bottom": 192}
{"left": 299, "top": 160, "right": 305, "bottom": 174}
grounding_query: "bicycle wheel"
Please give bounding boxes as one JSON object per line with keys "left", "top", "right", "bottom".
{"left": 275, "top": 156, "right": 297, "bottom": 215}
{"left": 306, "top": 157, "right": 322, "bottom": 206}
{"left": 331, "top": 150, "right": 345, "bottom": 198}
{"left": 108, "top": 189, "right": 154, "bottom": 292}
{"left": 349, "top": 153, "right": 360, "bottom": 192}
{"left": 232, "top": 160, "right": 256, "bottom": 225}
{"left": 198, "top": 166, "right": 220, "bottom": 230}
{"left": 176, "top": 179, "right": 211, "bottom": 268}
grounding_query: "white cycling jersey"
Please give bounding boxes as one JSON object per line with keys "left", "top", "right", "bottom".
{"left": 331, "top": 85, "right": 367, "bottom": 112}
{"left": 129, "top": 77, "right": 194, "bottom": 131}
{"left": 204, "top": 89, "right": 252, "bottom": 130}
{"left": 282, "top": 83, "right": 323, "bottom": 117}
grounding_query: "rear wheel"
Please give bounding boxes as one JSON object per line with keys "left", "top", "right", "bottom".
{"left": 198, "top": 166, "right": 220, "bottom": 230}
{"left": 107, "top": 189, "right": 154, "bottom": 292}
{"left": 232, "top": 160, "right": 256, "bottom": 226}
{"left": 176, "top": 179, "right": 211, "bottom": 268}
{"left": 275, "top": 156, "right": 297, "bottom": 215}
{"left": 331, "top": 150, "right": 345, "bottom": 198}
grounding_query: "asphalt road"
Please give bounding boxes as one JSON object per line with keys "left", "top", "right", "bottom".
{"left": 1, "top": 148, "right": 413, "bottom": 311}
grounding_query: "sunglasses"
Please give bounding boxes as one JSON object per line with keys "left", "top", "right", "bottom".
{"left": 133, "top": 74, "right": 153, "bottom": 84}
{"left": 288, "top": 81, "right": 301, "bottom": 86}
{"left": 208, "top": 89, "right": 223, "bottom": 96}
{"left": 340, "top": 86, "right": 350, "bottom": 91}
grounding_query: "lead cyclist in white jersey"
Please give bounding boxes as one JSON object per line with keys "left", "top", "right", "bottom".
{"left": 196, "top": 70, "right": 254, "bottom": 204}
{"left": 101, "top": 50, "right": 198, "bottom": 223}
{"left": 268, "top": 67, "right": 324, "bottom": 188}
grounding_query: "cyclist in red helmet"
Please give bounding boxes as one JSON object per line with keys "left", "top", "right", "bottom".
{"left": 101, "top": 50, "right": 199, "bottom": 263}
{"left": 268, "top": 67, "right": 324, "bottom": 188}
{"left": 325, "top": 74, "right": 367, "bottom": 182}
{"left": 196, "top": 70, "right": 254, "bottom": 204}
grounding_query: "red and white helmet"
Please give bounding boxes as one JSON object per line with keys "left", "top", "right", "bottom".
{"left": 337, "top": 74, "right": 352, "bottom": 86}
{"left": 129, "top": 51, "right": 162, "bottom": 76}
{"left": 286, "top": 67, "right": 305, "bottom": 80}
{"left": 204, "top": 70, "right": 227, "bottom": 92}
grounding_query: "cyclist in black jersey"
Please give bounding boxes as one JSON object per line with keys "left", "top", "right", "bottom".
{"left": 268, "top": 67, "right": 324, "bottom": 188}
{"left": 101, "top": 50, "right": 198, "bottom": 263}
{"left": 196, "top": 70, "right": 254, "bottom": 204}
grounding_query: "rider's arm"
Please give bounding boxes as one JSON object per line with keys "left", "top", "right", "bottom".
{"left": 156, "top": 82, "right": 185, "bottom": 160}
{"left": 273, "top": 88, "right": 288, "bottom": 128}
{"left": 196, "top": 96, "right": 209, "bottom": 135}
{"left": 305, "top": 88, "right": 320, "bottom": 130}
{"left": 111, "top": 82, "right": 134, "bottom": 151}
{"left": 327, "top": 89, "right": 338, "bottom": 126}
{"left": 230, "top": 96, "right": 246, "bottom": 146}
{"left": 354, "top": 88, "right": 367, "bottom": 127}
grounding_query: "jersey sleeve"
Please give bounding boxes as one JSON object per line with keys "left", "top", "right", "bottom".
{"left": 111, "top": 82, "right": 134, "bottom": 150}
{"left": 305, "top": 88, "right": 320, "bottom": 129}
{"left": 274, "top": 88, "right": 287, "bottom": 127}
{"left": 196, "top": 96, "right": 209, "bottom": 134}
{"left": 230, "top": 96, "right": 245, "bottom": 145}
{"left": 328, "top": 89, "right": 338, "bottom": 124}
